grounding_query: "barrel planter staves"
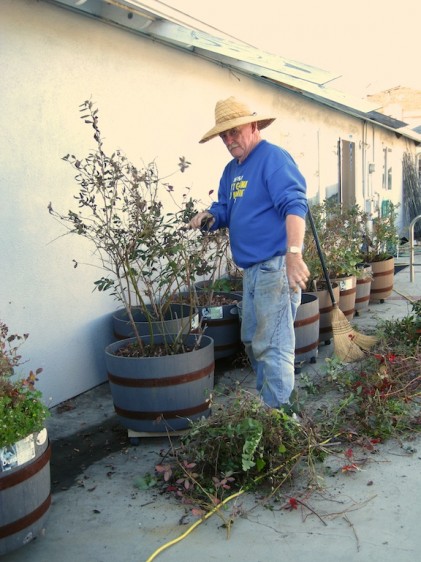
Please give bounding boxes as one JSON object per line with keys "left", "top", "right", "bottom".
{"left": 330, "top": 274, "right": 357, "bottom": 321}
{"left": 105, "top": 334, "right": 214, "bottom": 435}
{"left": 355, "top": 264, "right": 372, "bottom": 315}
{"left": 237, "top": 294, "right": 319, "bottom": 371}
{"left": 198, "top": 292, "right": 242, "bottom": 359}
{"left": 369, "top": 256, "right": 395, "bottom": 303}
{"left": 308, "top": 282, "right": 340, "bottom": 345}
{"left": 294, "top": 293, "right": 320, "bottom": 369}
{"left": 0, "top": 430, "right": 51, "bottom": 556}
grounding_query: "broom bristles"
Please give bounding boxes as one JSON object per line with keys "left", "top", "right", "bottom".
{"left": 330, "top": 306, "right": 377, "bottom": 362}
{"left": 352, "top": 331, "right": 378, "bottom": 351}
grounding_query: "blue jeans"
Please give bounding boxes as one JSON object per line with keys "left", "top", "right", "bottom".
{"left": 241, "top": 256, "right": 301, "bottom": 408}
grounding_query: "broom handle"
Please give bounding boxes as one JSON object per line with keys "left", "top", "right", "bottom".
{"left": 307, "top": 206, "right": 338, "bottom": 307}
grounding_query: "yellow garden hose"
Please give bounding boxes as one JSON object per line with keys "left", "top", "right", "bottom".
{"left": 145, "top": 489, "right": 245, "bottom": 562}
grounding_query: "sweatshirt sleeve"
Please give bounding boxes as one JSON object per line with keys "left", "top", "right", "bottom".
{"left": 266, "top": 151, "right": 308, "bottom": 219}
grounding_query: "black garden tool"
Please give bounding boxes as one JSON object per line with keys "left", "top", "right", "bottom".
{"left": 307, "top": 206, "right": 377, "bottom": 362}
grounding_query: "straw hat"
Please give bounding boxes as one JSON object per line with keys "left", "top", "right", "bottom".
{"left": 199, "top": 96, "right": 276, "bottom": 143}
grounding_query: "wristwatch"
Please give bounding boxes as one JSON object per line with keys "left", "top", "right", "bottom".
{"left": 286, "top": 246, "right": 302, "bottom": 254}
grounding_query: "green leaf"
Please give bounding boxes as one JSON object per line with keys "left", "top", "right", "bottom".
{"left": 133, "top": 473, "right": 158, "bottom": 490}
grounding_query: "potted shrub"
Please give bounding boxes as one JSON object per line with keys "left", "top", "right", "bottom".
{"left": 323, "top": 201, "right": 362, "bottom": 321}
{"left": 303, "top": 200, "right": 361, "bottom": 339}
{"left": 48, "top": 100, "right": 214, "bottom": 436}
{"left": 304, "top": 200, "right": 362, "bottom": 282}
{"left": 0, "top": 320, "right": 51, "bottom": 555}
{"left": 358, "top": 202, "right": 400, "bottom": 302}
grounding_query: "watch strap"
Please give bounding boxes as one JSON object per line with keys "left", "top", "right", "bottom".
{"left": 286, "top": 246, "right": 302, "bottom": 254}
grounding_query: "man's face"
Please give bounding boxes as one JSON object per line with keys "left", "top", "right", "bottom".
{"left": 219, "top": 123, "right": 257, "bottom": 163}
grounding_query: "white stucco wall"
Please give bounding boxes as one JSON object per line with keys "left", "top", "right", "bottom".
{"left": 1, "top": 0, "right": 416, "bottom": 406}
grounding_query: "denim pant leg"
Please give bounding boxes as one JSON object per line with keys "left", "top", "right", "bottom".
{"left": 241, "top": 256, "right": 301, "bottom": 408}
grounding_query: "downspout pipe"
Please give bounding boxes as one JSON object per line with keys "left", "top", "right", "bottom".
{"left": 362, "top": 120, "right": 367, "bottom": 201}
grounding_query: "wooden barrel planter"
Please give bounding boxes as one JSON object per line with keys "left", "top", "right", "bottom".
{"left": 177, "top": 291, "right": 242, "bottom": 360}
{"left": 308, "top": 282, "right": 340, "bottom": 345}
{"left": 355, "top": 264, "right": 372, "bottom": 315}
{"left": 105, "top": 334, "right": 214, "bottom": 434}
{"left": 197, "top": 292, "right": 242, "bottom": 360}
{"left": 112, "top": 304, "right": 198, "bottom": 340}
{"left": 369, "top": 256, "right": 395, "bottom": 303}
{"left": 0, "top": 430, "right": 51, "bottom": 556}
{"left": 294, "top": 293, "right": 319, "bottom": 367}
{"left": 330, "top": 274, "right": 357, "bottom": 321}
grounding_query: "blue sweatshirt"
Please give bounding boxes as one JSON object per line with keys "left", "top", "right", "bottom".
{"left": 208, "top": 140, "right": 308, "bottom": 269}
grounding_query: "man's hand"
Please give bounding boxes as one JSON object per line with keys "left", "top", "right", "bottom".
{"left": 286, "top": 253, "right": 310, "bottom": 292}
{"left": 189, "top": 211, "right": 215, "bottom": 230}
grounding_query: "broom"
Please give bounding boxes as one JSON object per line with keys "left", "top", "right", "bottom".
{"left": 307, "top": 207, "right": 378, "bottom": 362}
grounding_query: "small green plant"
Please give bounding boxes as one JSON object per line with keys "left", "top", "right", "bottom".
{"left": 358, "top": 202, "right": 400, "bottom": 262}
{"left": 0, "top": 321, "right": 50, "bottom": 448}
{"left": 298, "top": 372, "right": 318, "bottom": 395}
{"left": 304, "top": 200, "right": 363, "bottom": 290}
{"left": 210, "top": 277, "right": 242, "bottom": 294}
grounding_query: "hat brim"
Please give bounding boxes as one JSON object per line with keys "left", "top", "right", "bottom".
{"left": 199, "top": 116, "right": 276, "bottom": 144}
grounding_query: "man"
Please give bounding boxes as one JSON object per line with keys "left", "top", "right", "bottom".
{"left": 190, "top": 96, "right": 309, "bottom": 409}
